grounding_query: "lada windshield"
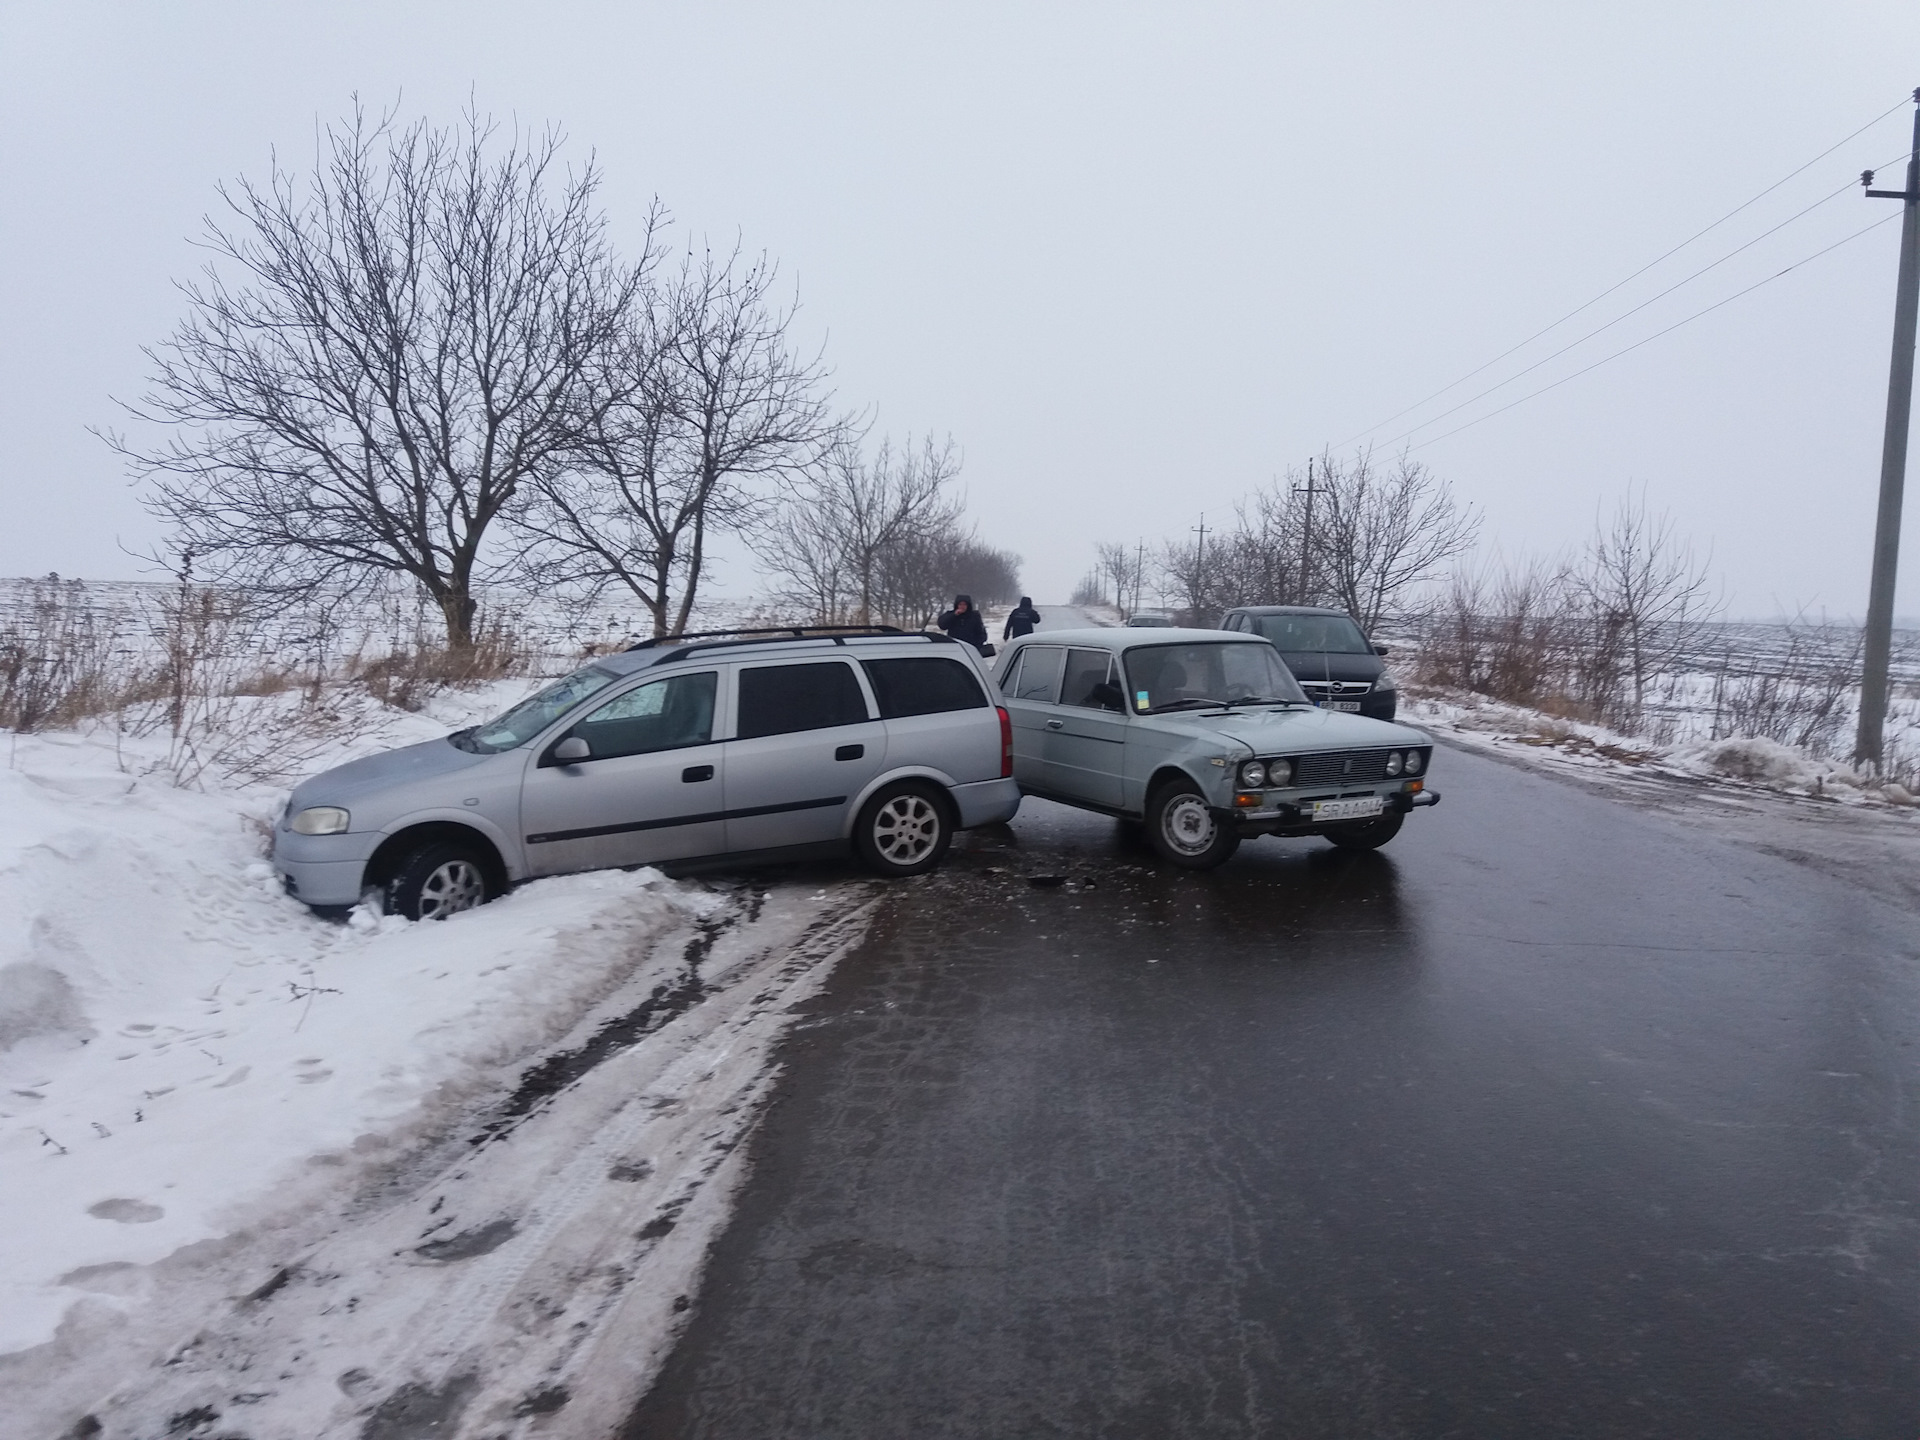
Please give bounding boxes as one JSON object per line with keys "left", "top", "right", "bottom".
{"left": 1249, "top": 613, "right": 1372, "bottom": 654}
{"left": 451, "top": 665, "right": 621, "bottom": 753}
{"left": 1122, "top": 642, "right": 1308, "bottom": 713}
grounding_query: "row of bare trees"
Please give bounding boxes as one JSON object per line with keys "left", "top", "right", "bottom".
{"left": 1084, "top": 451, "right": 1480, "bottom": 629}
{"left": 110, "top": 104, "right": 1012, "bottom": 649}
{"left": 751, "top": 435, "right": 1020, "bottom": 627}
{"left": 1416, "top": 492, "right": 1719, "bottom": 729}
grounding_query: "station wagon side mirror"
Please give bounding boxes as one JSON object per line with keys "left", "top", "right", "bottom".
{"left": 1372, "top": 644, "right": 1390, "bottom": 658}
{"left": 551, "top": 735, "right": 591, "bottom": 765}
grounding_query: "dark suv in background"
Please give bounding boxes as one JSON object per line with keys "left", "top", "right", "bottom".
{"left": 1219, "top": 606, "right": 1397, "bottom": 721}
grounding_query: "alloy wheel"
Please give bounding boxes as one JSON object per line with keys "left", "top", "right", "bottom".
{"left": 417, "top": 858, "right": 486, "bottom": 919}
{"left": 872, "top": 793, "right": 941, "bottom": 865}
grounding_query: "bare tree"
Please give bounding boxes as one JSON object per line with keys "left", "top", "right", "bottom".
{"left": 1308, "top": 451, "right": 1481, "bottom": 632}
{"left": 519, "top": 243, "right": 832, "bottom": 637}
{"left": 110, "top": 105, "right": 636, "bottom": 650}
{"left": 1574, "top": 489, "right": 1718, "bottom": 721}
{"left": 756, "top": 434, "right": 961, "bottom": 624}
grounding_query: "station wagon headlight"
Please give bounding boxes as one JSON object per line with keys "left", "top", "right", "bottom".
{"left": 290, "top": 806, "right": 351, "bottom": 835}
{"left": 1385, "top": 751, "right": 1404, "bottom": 777}
{"left": 1239, "top": 760, "right": 1268, "bottom": 788}
{"left": 1404, "top": 750, "right": 1424, "bottom": 775}
{"left": 1267, "top": 759, "right": 1292, "bottom": 787}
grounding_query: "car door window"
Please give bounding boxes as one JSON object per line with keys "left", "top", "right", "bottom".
{"left": 736, "top": 661, "right": 870, "bottom": 738}
{"left": 569, "top": 671, "right": 717, "bottom": 760}
{"left": 862, "top": 657, "right": 989, "bottom": 717}
{"left": 1060, "top": 649, "right": 1123, "bottom": 712}
{"left": 1008, "top": 645, "right": 1066, "bottom": 703}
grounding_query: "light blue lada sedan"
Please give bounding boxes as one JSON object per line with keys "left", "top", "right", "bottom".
{"left": 997, "top": 627, "right": 1439, "bottom": 869}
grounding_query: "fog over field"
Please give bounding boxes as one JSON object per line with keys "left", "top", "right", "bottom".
{"left": 2, "top": 3, "right": 1919, "bottom": 618}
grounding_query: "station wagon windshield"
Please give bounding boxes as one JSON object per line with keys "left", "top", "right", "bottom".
{"left": 451, "top": 665, "right": 622, "bottom": 753}
{"left": 1122, "top": 642, "right": 1308, "bottom": 713}
{"left": 1248, "top": 614, "right": 1371, "bottom": 653}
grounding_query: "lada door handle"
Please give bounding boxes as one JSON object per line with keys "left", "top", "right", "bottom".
{"left": 835, "top": 744, "right": 864, "bottom": 761}
{"left": 1044, "top": 719, "right": 1065, "bottom": 731}
{"left": 682, "top": 765, "right": 714, "bottom": 783}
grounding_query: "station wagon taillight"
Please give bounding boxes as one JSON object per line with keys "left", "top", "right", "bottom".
{"left": 997, "top": 706, "right": 1013, "bottom": 778}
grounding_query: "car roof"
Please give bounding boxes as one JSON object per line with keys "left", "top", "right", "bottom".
{"left": 1008, "top": 628, "right": 1276, "bottom": 651}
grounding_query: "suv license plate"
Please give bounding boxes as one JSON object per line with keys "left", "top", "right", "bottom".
{"left": 1312, "top": 796, "right": 1384, "bottom": 821}
{"left": 1320, "top": 700, "right": 1362, "bottom": 712}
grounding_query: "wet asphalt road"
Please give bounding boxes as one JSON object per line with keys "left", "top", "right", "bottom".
{"left": 625, "top": 745, "right": 1920, "bottom": 1440}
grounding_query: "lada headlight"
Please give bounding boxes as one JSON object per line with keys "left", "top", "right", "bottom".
{"left": 290, "top": 806, "right": 351, "bottom": 835}
{"left": 1268, "top": 758, "right": 1292, "bottom": 787}
{"left": 1239, "top": 760, "right": 1268, "bottom": 788}
{"left": 1405, "top": 750, "right": 1424, "bottom": 775}
{"left": 1386, "top": 751, "right": 1403, "bottom": 777}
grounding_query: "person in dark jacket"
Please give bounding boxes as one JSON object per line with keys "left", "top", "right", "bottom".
{"left": 1003, "top": 596, "right": 1041, "bottom": 641}
{"left": 936, "top": 594, "right": 989, "bottom": 653}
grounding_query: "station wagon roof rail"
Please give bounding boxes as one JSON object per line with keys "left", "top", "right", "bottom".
{"left": 626, "top": 625, "right": 965, "bottom": 665}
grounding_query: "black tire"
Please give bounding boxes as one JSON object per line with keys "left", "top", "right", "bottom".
{"left": 853, "top": 781, "right": 953, "bottom": 877}
{"left": 1324, "top": 809, "right": 1404, "bottom": 851}
{"left": 1145, "top": 780, "right": 1241, "bottom": 871}
{"left": 385, "top": 842, "right": 492, "bottom": 920}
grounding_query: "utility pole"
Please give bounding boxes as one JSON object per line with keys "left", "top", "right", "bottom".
{"left": 1133, "top": 539, "right": 1146, "bottom": 618}
{"left": 1190, "top": 515, "right": 1210, "bottom": 614}
{"left": 1294, "top": 456, "right": 1329, "bottom": 606}
{"left": 1856, "top": 88, "right": 1920, "bottom": 767}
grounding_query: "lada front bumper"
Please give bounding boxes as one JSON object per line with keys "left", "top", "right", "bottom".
{"left": 1214, "top": 781, "right": 1440, "bottom": 834}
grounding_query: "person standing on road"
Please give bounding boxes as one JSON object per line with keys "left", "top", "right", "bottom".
{"left": 937, "top": 594, "right": 989, "bottom": 654}
{"left": 1003, "top": 596, "right": 1041, "bottom": 641}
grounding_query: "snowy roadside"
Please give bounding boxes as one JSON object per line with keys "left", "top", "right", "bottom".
{"left": 1403, "top": 688, "right": 1920, "bottom": 912}
{"left": 0, "top": 684, "right": 877, "bottom": 1438}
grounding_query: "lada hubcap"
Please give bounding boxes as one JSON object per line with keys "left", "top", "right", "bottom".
{"left": 1162, "top": 795, "right": 1216, "bottom": 855}
{"left": 419, "top": 859, "right": 485, "bottom": 919}
{"left": 873, "top": 793, "right": 940, "bottom": 864}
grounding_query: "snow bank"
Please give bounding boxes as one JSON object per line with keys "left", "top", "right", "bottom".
{"left": 1404, "top": 690, "right": 1919, "bottom": 808}
{"left": 0, "top": 684, "right": 722, "bottom": 1356}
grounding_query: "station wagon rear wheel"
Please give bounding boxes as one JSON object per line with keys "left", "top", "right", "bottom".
{"left": 1146, "top": 780, "right": 1240, "bottom": 871}
{"left": 385, "top": 842, "right": 492, "bottom": 921}
{"left": 854, "top": 782, "right": 952, "bottom": 878}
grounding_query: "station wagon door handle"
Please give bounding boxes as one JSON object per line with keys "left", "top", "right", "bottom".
{"left": 1044, "top": 719, "right": 1065, "bottom": 731}
{"left": 835, "top": 744, "right": 864, "bottom": 761}
{"left": 682, "top": 765, "right": 714, "bottom": 783}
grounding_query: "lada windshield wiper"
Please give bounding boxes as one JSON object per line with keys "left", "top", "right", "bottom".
{"left": 1225, "top": 694, "right": 1308, "bottom": 708}
{"left": 1146, "top": 697, "right": 1232, "bottom": 713}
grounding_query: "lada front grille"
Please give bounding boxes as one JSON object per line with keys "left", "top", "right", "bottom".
{"left": 1290, "top": 748, "right": 1392, "bottom": 787}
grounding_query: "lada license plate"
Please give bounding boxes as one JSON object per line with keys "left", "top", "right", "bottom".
{"left": 1319, "top": 700, "right": 1362, "bottom": 712}
{"left": 1312, "top": 796, "right": 1384, "bottom": 821}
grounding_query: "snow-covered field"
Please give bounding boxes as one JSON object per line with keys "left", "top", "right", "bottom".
{"left": 0, "top": 676, "right": 874, "bottom": 1438}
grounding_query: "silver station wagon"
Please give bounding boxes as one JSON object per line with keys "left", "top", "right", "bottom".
{"left": 274, "top": 628, "right": 1020, "bottom": 919}
{"left": 998, "top": 627, "right": 1439, "bottom": 869}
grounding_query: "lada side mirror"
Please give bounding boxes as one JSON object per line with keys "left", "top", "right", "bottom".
{"left": 552, "top": 735, "right": 591, "bottom": 765}
{"left": 1372, "top": 644, "right": 1390, "bottom": 657}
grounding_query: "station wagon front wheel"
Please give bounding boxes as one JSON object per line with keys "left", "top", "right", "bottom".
{"left": 854, "top": 782, "right": 952, "bottom": 878}
{"left": 385, "top": 842, "right": 492, "bottom": 921}
{"left": 1146, "top": 781, "right": 1240, "bottom": 871}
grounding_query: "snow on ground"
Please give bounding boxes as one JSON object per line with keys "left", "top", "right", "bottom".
{"left": 0, "top": 679, "right": 875, "bottom": 1437}
{"left": 1402, "top": 688, "right": 1918, "bottom": 809}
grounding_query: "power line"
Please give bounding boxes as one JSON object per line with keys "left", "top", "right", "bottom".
{"left": 1375, "top": 169, "right": 1891, "bottom": 450}
{"left": 1337, "top": 94, "right": 1916, "bottom": 447}
{"left": 1402, "top": 210, "right": 1903, "bottom": 453}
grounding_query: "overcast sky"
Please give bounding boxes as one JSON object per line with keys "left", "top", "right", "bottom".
{"left": 3, "top": 2, "right": 1918, "bottom": 617}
